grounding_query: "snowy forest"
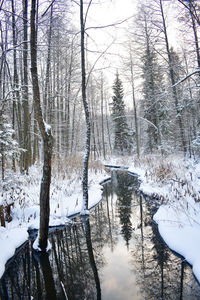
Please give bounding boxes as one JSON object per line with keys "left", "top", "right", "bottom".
{"left": 1, "top": 0, "right": 200, "bottom": 298}
{"left": 1, "top": 0, "right": 200, "bottom": 177}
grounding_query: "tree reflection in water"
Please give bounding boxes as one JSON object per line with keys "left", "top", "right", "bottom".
{"left": 0, "top": 170, "right": 200, "bottom": 300}
{"left": 112, "top": 171, "right": 134, "bottom": 248}
{"left": 82, "top": 216, "right": 101, "bottom": 299}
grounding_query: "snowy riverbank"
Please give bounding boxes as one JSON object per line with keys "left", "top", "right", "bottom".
{"left": 1, "top": 154, "right": 200, "bottom": 285}
{"left": 127, "top": 155, "right": 200, "bottom": 284}
{"left": 0, "top": 164, "right": 108, "bottom": 279}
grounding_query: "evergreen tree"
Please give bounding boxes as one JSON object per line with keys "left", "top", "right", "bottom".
{"left": 142, "top": 47, "right": 162, "bottom": 152}
{"left": 111, "top": 73, "right": 131, "bottom": 155}
{"left": 141, "top": 44, "right": 170, "bottom": 153}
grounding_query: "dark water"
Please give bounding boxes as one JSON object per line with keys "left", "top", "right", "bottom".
{"left": 1, "top": 170, "right": 200, "bottom": 300}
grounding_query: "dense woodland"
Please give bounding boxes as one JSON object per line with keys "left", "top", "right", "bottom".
{"left": 1, "top": 0, "right": 200, "bottom": 174}
{"left": 1, "top": 0, "right": 200, "bottom": 248}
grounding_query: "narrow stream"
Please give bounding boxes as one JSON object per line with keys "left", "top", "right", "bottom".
{"left": 0, "top": 170, "right": 200, "bottom": 299}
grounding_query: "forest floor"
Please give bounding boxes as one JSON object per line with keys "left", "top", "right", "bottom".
{"left": 1, "top": 154, "right": 200, "bottom": 285}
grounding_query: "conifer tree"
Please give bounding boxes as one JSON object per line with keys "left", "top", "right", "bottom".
{"left": 142, "top": 46, "right": 164, "bottom": 152}
{"left": 111, "top": 73, "right": 131, "bottom": 155}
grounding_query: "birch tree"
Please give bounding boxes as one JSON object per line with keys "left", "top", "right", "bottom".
{"left": 80, "top": 0, "right": 91, "bottom": 214}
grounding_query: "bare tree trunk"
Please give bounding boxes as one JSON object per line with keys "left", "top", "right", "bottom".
{"left": 159, "top": 0, "right": 187, "bottom": 155}
{"left": 32, "top": 109, "right": 38, "bottom": 164}
{"left": 43, "top": 4, "right": 53, "bottom": 122}
{"left": 11, "top": 0, "right": 23, "bottom": 171}
{"left": 0, "top": 205, "right": 5, "bottom": 227}
{"left": 65, "top": 43, "right": 74, "bottom": 156}
{"left": 100, "top": 75, "right": 106, "bottom": 159}
{"left": 105, "top": 97, "right": 112, "bottom": 155}
{"left": 189, "top": 2, "right": 200, "bottom": 70}
{"left": 82, "top": 217, "right": 101, "bottom": 299}
{"left": 22, "top": 0, "right": 31, "bottom": 173}
{"left": 30, "top": 0, "right": 53, "bottom": 252}
{"left": 80, "top": 0, "right": 91, "bottom": 213}
{"left": 129, "top": 51, "right": 140, "bottom": 157}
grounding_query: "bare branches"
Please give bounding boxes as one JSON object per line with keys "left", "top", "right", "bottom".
{"left": 84, "top": 0, "right": 92, "bottom": 26}
{"left": 86, "top": 40, "right": 114, "bottom": 87}
{"left": 85, "top": 15, "right": 134, "bottom": 31}
{"left": 41, "top": 0, "right": 56, "bottom": 17}
{"left": 0, "top": 0, "right": 4, "bottom": 11}
{"left": 172, "top": 69, "right": 200, "bottom": 87}
{"left": 178, "top": 0, "right": 200, "bottom": 25}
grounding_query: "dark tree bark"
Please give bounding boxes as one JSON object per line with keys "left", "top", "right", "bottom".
{"left": 34, "top": 253, "right": 57, "bottom": 300}
{"left": 82, "top": 217, "right": 101, "bottom": 300}
{"left": 129, "top": 51, "right": 140, "bottom": 157}
{"left": 22, "top": 0, "right": 32, "bottom": 174}
{"left": 30, "top": 0, "right": 53, "bottom": 252}
{"left": 0, "top": 205, "right": 5, "bottom": 227}
{"left": 80, "top": 0, "right": 91, "bottom": 213}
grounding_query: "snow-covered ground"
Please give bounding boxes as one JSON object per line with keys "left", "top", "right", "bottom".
{"left": 1, "top": 154, "right": 200, "bottom": 286}
{"left": 127, "top": 155, "right": 200, "bottom": 284}
{"left": 0, "top": 163, "right": 109, "bottom": 278}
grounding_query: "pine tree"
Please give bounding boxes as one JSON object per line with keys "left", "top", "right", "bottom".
{"left": 111, "top": 73, "right": 131, "bottom": 155}
{"left": 142, "top": 47, "right": 163, "bottom": 152}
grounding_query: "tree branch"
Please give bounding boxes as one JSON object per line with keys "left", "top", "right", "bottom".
{"left": 178, "top": 0, "right": 200, "bottom": 25}
{"left": 41, "top": 0, "right": 56, "bottom": 17}
{"left": 172, "top": 69, "right": 200, "bottom": 87}
{"left": 86, "top": 40, "right": 115, "bottom": 87}
{"left": 84, "top": 0, "right": 93, "bottom": 26}
{"left": 85, "top": 15, "right": 134, "bottom": 31}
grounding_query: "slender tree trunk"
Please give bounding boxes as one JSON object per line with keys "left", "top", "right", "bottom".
{"left": 100, "top": 75, "right": 106, "bottom": 159}
{"left": 105, "top": 97, "right": 112, "bottom": 155}
{"left": 11, "top": 0, "right": 23, "bottom": 171}
{"left": 159, "top": 0, "right": 187, "bottom": 154}
{"left": 30, "top": 0, "right": 53, "bottom": 252}
{"left": 56, "top": 41, "right": 60, "bottom": 156}
{"left": 189, "top": 2, "right": 200, "bottom": 70}
{"left": 22, "top": 0, "right": 31, "bottom": 173}
{"left": 130, "top": 52, "right": 140, "bottom": 157}
{"left": 43, "top": 4, "right": 53, "bottom": 122}
{"left": 82, "top": 217, "right": 101, "bottom": 300}
{"left": 0, "top": 205, "right": 5, "bottom": 227}
{"left": 80, "top": 0, "right": 91, "bottom": 213}
{"left": 65, "top": 43, "right": 74, "bottom": 156}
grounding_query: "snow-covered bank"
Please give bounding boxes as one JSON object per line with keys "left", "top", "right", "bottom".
{"left": 0, "top": 164, "right": 109, "bottom": 279}
{"left": 128, "top": 155, "right": 200, "bottom": 284}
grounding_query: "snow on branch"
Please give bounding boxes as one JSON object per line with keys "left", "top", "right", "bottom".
{"left": 44, "top": 121, "right": 51, "bottom": 135}
{"left": 172, "top": 69, "right": 200, "bottom": 87}
{"left": 139, "top": 117, "right": 158, "bottom": 130}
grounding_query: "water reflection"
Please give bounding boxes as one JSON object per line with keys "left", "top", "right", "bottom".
{"left": 82, "top": 216, "right": 101, "bottom": 299}
{"left": 0, "top": 171, "right": 200, "bottom": 300}
{"left": 33, "top": 252, "right": 57, "bottom": 300}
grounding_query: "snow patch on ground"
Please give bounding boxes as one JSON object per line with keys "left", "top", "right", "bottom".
{"left": 0, "top": 226, "right": 28, "bottom": 278}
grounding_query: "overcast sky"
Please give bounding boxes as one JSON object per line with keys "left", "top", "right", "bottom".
{"left": 72, "top": 0, "right": 138, "bottom": 78}
{"left": 71, "top": 0, "right": 182, "bottom": 106}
